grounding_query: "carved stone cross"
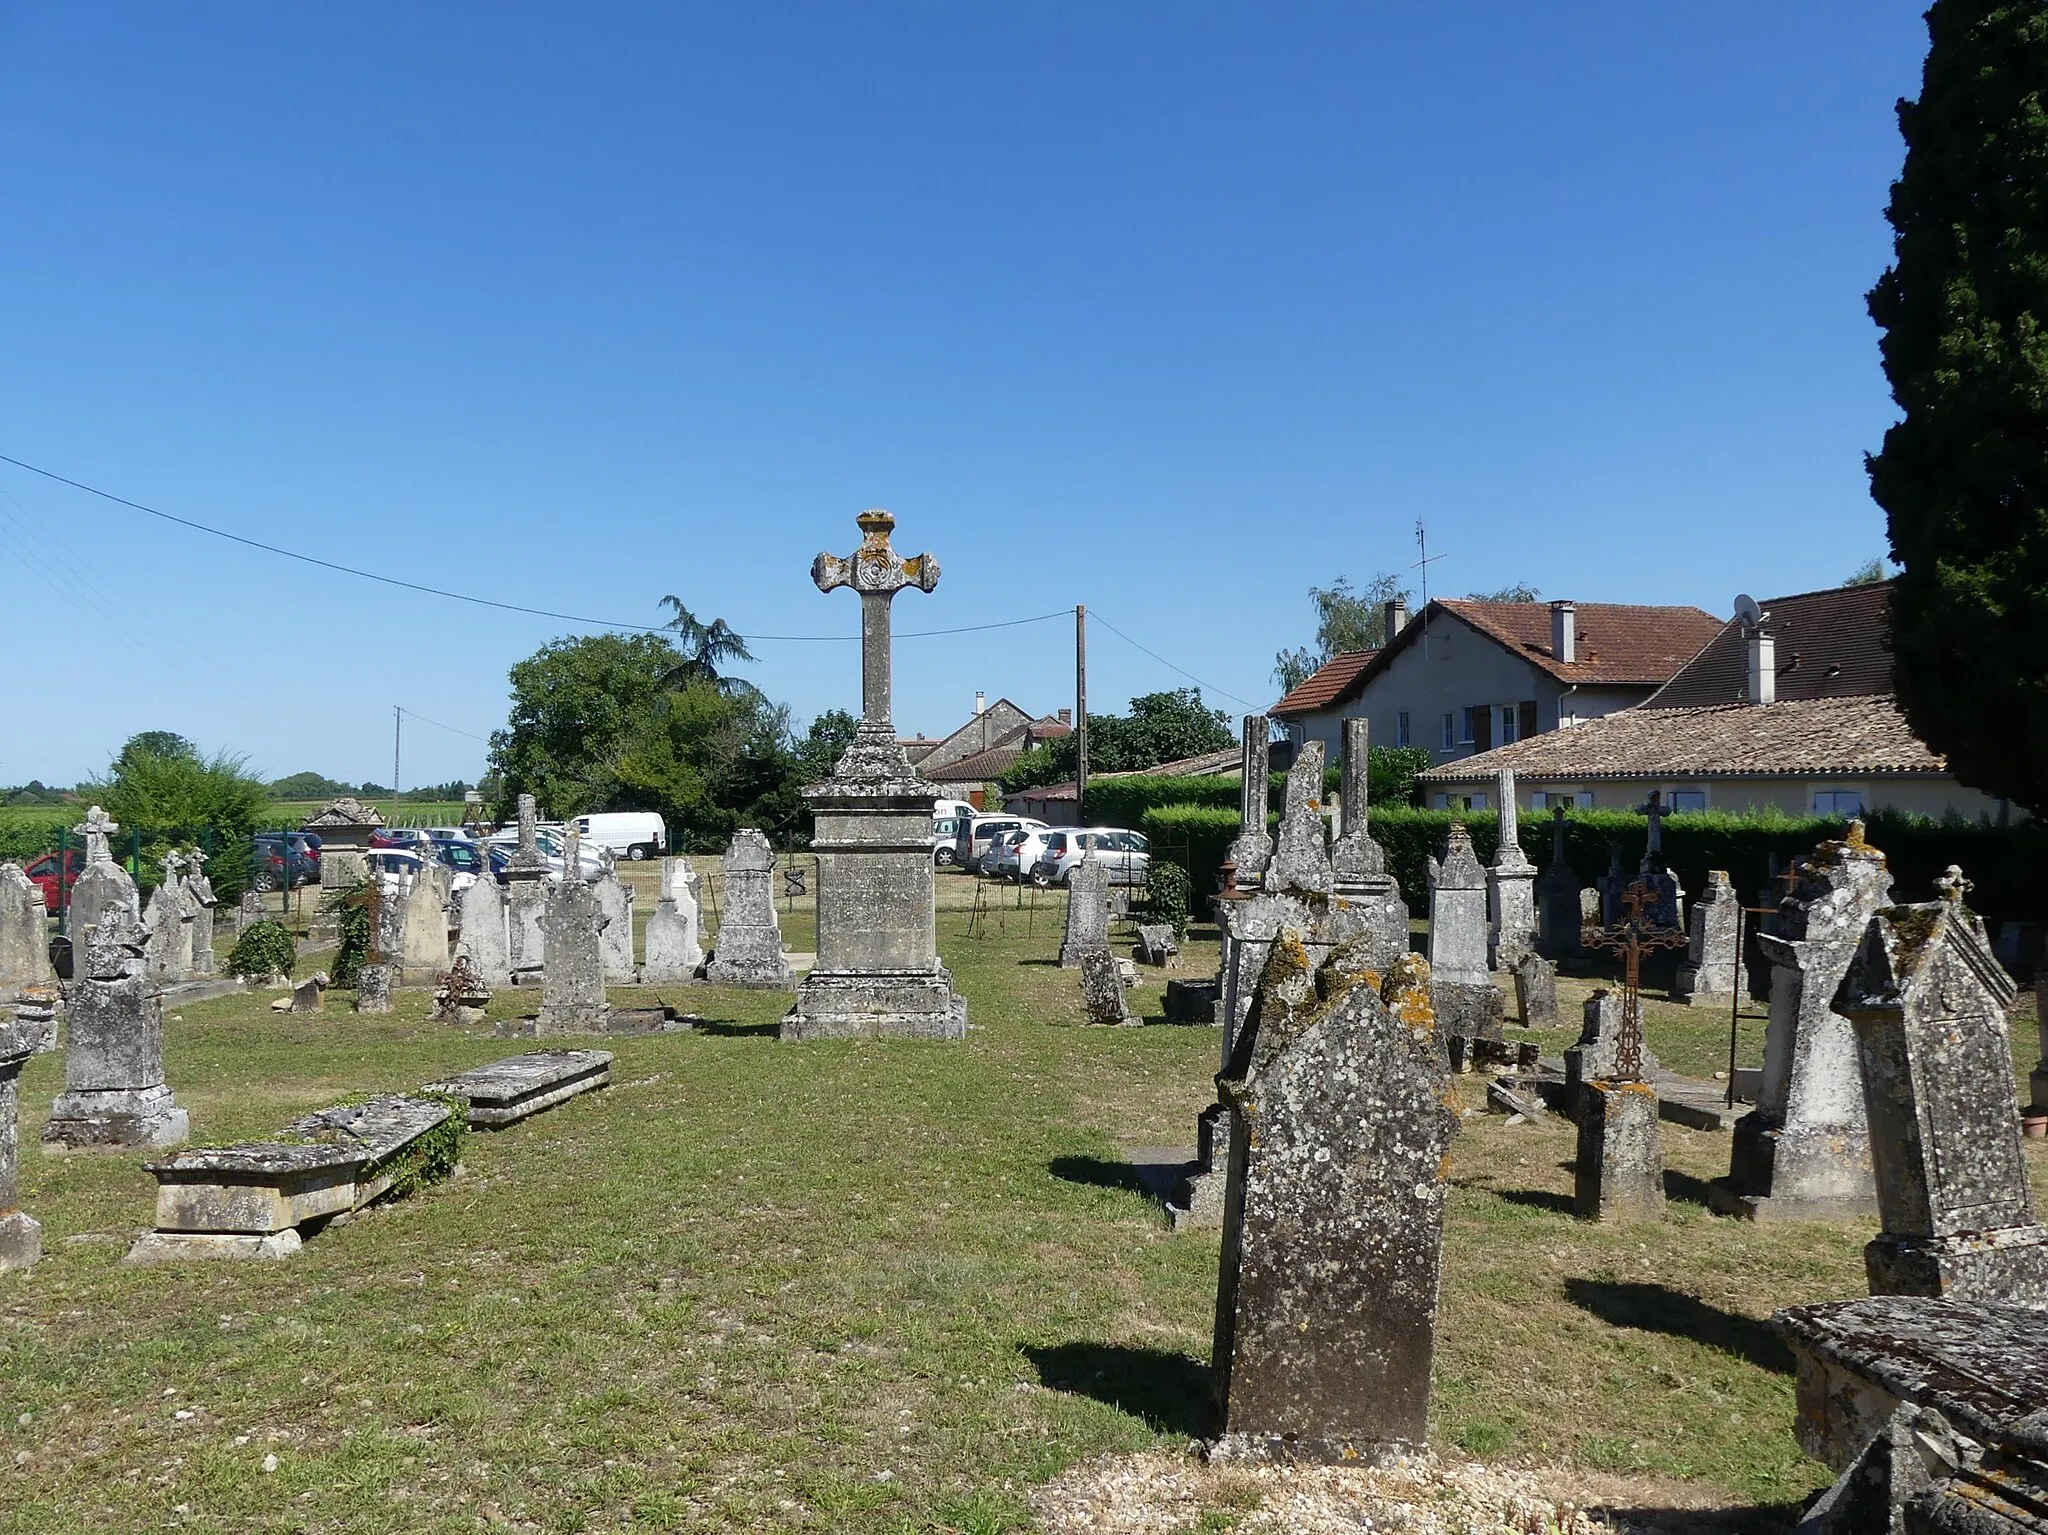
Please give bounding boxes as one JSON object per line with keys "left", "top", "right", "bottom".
{"left": 812, "top": 509, "right": 940, "bottom": 732}
{"left": 74, "top": 806, "right": 118, "bottom": 864}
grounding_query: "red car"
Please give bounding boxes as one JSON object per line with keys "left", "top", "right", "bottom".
{"left": 22, "top": 849, "right": 82, "bottom": 913}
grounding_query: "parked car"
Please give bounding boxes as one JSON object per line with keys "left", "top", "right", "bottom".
{"left": 424, "top": 826, "right": 475, "bottom": 844}
{"left": 1029, "top": 827, "right": 1150, "bottom": 887}
{"left": 980, "top": 828, "right": 1034, "bottom": 880}
{"left": 1000, "top": 826, "right": 1065, "bottom": 883}
{"left": 251, "top": 833, "right": 320, "bottom": 892}
{"left": 932, "top": 814, "right": 967, "bottom": 866}
{"left": 21, "top": 849, "right": 81, "bottom": 912}
{"left": 485, "top": 837, "right": 604, "bottom": 885}
{"left": 370, "top": 827, "right": 434, "bottom": 852}
{"left": 427, "top": 837, "right": 484, "bottom": 893}
{"left": 957, "top": 814, "right": 1046, "bottom": 874}
{"left": 570, "top": 811, "right": 666, "bottom": 861}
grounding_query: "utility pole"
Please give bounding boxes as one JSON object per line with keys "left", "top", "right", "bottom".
{"left": 1075, "top": 605, "right": 1088, "bottom": 820}
{"left": 393, "top": 706, "right": 402, "bottom": 803}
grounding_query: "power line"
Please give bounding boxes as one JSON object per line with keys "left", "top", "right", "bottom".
{"left": 0, "top": 451, "right": 1071, "bottom": 642}
{"left": 396, "top": 705, "right": 494, "bottom": 745}
{"left": 1088, "top": 609, "right": 1266, "bottom": 712}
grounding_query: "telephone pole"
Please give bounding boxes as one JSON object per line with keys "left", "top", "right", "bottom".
{"left": 1074, "top": 605, "right": 1088, "bottom": 818}
{"left": 393, "top": 706, "right": 402, "bottom": 801}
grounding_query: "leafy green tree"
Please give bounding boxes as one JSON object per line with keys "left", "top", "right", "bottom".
{"left": 115, "top": 732, "right": 197, "bottom": 770}
{"left": 1868, "top": 1, "right": 2048, "bottom": 811}
{"left": 1844, "top": 558, "right": 1892, "bottom": 587}
{"left": 792, "top": 709, "right": 860, "bottom": 784}
{"left": 1465, "top": 583, "right": 1542, "bottom": 603}
{"left": 490, "top": 632, "right": 686, "bottom": 817}
{"left": 1273, "top": 572, "right": 1412, "bottom": 693}
{"left": 95, "top": 740, "right": 267, "bottom": 897}
{"left": 657, "top": 597, "right": 759, "bottom": 698}
{"left": 999, "top": 689, "right": 1234, "bottom": 790}
{"left": 267, "top": 771, "right": 355, "bottom": 800}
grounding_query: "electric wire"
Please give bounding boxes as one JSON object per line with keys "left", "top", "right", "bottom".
{"left": 396, "top": 706, "right": 494, "bottom": 745}
{"left": 1088, "top": 609, "right": 1266, "bottom": 712}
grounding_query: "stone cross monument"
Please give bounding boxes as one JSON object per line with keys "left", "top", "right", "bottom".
{"left": 782, "top": 510, "right": 967, "bottom": 1041}
{"left": 1487, "top": 767, "right": 1537, "bottom": 968}
{"left": 67, "top": 805, "right": 138, "bottom": 944}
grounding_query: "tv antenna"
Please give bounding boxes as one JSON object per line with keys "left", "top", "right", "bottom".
{"left": 1412, "top": 520, "right": 1449, "bottom": 661}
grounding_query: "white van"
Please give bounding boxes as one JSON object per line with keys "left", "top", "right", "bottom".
{"left": 571, "top": 812, "right": 667, "bottom": 861}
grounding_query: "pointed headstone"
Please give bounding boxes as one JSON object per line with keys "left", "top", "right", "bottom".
{"left": 1428, "top": 824, "right": 1501, "bottom": 1039}
{"left": 704, "top": 829, "right": 793, "bottom": 988}
{"left": 642, "top": 857, "right": 704, "bottom": 984}
{"left": 1487, "top": 768, "right": 1537, "bottom": 968}
{"left": 141, "top": 854, "right": 194, "bottom": 985}
{"left": 0, "top": 863, "right": 52, "bottom": 990}
{"left": 457, "top": 876, "right": 511, "bottom": 988}
{"left": 1268, "top": 741, "right": 1332, "bottom": 896}
{"left": 1674, "top": 870, "right": 1746, "bottom": 1006}
{"left": 593, "top": 852, "right": 635, "bottom": 983}
{"left": 1537, "top": 804, "right": 1582, "bottom": 961}
{"left": 534, "top": 835, "right": 611, "bottom": 1035}
{"left": 67, "top": 806, "right": 139, "bottom": 945}
{"left": 43, "top": 909, "right": 189, "bottom": 1149}
{"left": 398, "top": 865, "right": 449, "bottom": 980}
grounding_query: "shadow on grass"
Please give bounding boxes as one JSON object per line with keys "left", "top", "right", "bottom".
{"left": 1664, "top": 1168, "right": 1715, "bottom": 1207}
{"left": 1584, "top": 1502, "right": 1813, "bottom": 1534}
{"left": 1564, "top": 1279, "right": 1795, "bottom": 1374}
{"left": 1025, "top": 1342, "right": 1213, "bottom": 1437}
{"left": 1494, "top": 1187, "right": 1576, "bottom": 1216}
{"left": 1049, "top": 1156, "right": 1152, "bottom": 1198}
{"left": 690, "top": 1019, "right": 780, "bottom": 1038}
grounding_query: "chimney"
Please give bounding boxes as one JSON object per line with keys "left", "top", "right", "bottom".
{"left": 1749, "top": 624, "right": 1776, "bottom": 706}
{"left": 1057, "top": 707, "right": 1072, "bottom": 727}
{"left": 1382, "top": 598, "right": 1408, "bottom": 645}
{"left": 1550, "top": 600, "right": 1576, "bottom": 664}
{"left": 973, "top": 691, "right": 986, "bottom": 716}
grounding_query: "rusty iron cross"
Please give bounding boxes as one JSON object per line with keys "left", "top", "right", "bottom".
{"left": 812, "top": 509, "right": 940, "bottom": 730}
{"left": 1582, "top": 878, "right": 1688, "bottom": 1081}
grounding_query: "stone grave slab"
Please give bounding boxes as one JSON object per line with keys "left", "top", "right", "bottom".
{"left": 424, "top": 1049, "right": 613, "bottom": 1128}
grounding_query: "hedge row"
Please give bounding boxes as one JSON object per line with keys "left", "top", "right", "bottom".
{"left": 1141, "top": 804, "right": 2048, "bottom": 925}
{"left": 1084, "top": 746, "right": 1434, "bottom": 831}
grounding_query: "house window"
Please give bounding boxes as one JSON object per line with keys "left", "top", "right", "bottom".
{"left": 1540, "top": 792, "right": 1594, "bottom": 810}
{"left": 1815, "top": 789, "right": 1864, "bottom": 817}
{"left": 1441, "top": 713, "right": 1456, "bottom": 751}
{"left": 1397, "top": 711, "right": 1411, "bottom": 748}
{"left": 1465, "top": 792, "right": 1489, "bottom": 811}
{"left": 1498, "top": 704, "right": 1518, "bottom": 744}
{"left": 1459, "top": 708, "right": 1478, "bottom": 744}
{"left": 1668, "top": 790, "right": 1706, "bottom": 813}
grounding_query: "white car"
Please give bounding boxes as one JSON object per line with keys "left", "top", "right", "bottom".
{"left": 571, "top": 811, "right": 667, "bottom": 861}
{"left": 483, "top": 826, "right": 605, "bottom": 882}
{"left": 957, "top": 814, "right": 1046, "bottom": 874}
{"left": 1029, "top": 827, "right": 1150, "bottom": 887}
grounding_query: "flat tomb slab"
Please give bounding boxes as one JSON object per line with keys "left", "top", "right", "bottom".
{"left": 143, "top": 1142, "right": 366, "bottom": 1234}
{"left": 283, "top": 1094, "right": 454, "bottom": 1206}
{"left": 423, "top": 1050, "right": 613, "bottom": 1127}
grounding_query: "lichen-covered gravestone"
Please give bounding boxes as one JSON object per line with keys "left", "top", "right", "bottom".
{"left": 1058, "top": 854, "right": 1112, "bottom": 970}
{"left": 1487, "top": 768, "right": 1537, "bottom": 968}
{"left": 503, "top": 793, "right": 549, "bottom": 984}
{"left": 593, "top": 852, "right": 636, "bottom": 983}
{"left": 0, "top": 863, "right": 52, "bottom": 991}
{"left": 182, "top": 848, "right": 218, "bottom": 978}
{"left": 1511, "top": 951, "right": 1560, "bottom": 1029}
{"left": 434, "top": 953, "right": 493, "bottom": 1026}
{"left": 142, "top": 852, "right": 194, "bottom": 985}
{"left": 43, "top": 910, "right": 189, "bottom": 1150}
{"left": 534, "top": 828, "right": 612, "bottom": 1035}
{"left": 1711, "top": 823, "right": 1890, "bottom": 1221}
{"left": 1674, "top": 870, "right": 1745, "bottom": 1006}
{"left": 1836, "top": 881, "right": 2048, "bottom": 1307}
{"left": 1427, "top": 824, "right": 1502, "bottom": 1039}
{"left": 0, "top": 1010, "right": 44, "bottom": 1270}
{"left": 1563, "top": 989, "right": 1659, "bottom": 1106}
{"left": 1078, "top": 947, "right": 1132, "bottom": 1025}
{"left": 705, "top": 829, "right": 794, "bottom": 988}
{"left": 1134, "top": 924, "right": 1178, "bottom": 967}
{"left": 1575, "top": 1079, "right": 1665, "bottom": 1222}
{"left": 397, "top": 864, "right": 449, "bottom": 981}
{"left": 1211, "top": 935, "right": 1451, "bottom": 1463}
{"left": 642, "top": 857, "right": 705, "bottom": 983}
{"left": 66, "top": 806, "right": 139, "bottom": 946}
{"left": 457, "top": 876, "right": 511, "bottom": 988}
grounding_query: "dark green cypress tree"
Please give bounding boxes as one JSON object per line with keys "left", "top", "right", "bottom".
{"left": 1868, "top": 1, "right": 2048, "bottom": 811}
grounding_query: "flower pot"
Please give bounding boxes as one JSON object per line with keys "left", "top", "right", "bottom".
{"left": 2023, "top": 1114, "right": 2048, "bottom": 1141}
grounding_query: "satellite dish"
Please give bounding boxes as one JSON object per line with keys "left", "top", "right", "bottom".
{"left": 1733, "top": 593, "right": 1763, "bottom": 626}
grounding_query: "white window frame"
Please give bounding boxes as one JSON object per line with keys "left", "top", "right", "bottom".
{"left": 1498, "top": 704, "right": 1518, "bottom": 744}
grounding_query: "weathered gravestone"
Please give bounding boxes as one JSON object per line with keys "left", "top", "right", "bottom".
{"left": 1575, "top": 1079, "right": 1665, "bottom": 1223}
{"left": 1537, "top": 805, "right": 1583, "bottom": 962}
{"left": 1711, "top": 823, "right": 1890, "bottom": 1221}
{"left": 782, "top": 510, "right": 966, "bottom": 1041}
{"left": 594, "top": 852, "right": 636, "bottom": 983}
{"left": 1563, "top": 989, "right": 1659, "bottom": 1106}
{"left": 66, "top": 806, "right": 139, "bottom": 945}
{"left": 1635, "top": 791, "right": 1686, "bottom": 930}
{"left": 182, "top": 848, "right": 218, "bottom": 978}
{"left": 1511, "top": 950, "right": 1560, "bottom": 1029}
{"left": 1427, "top": 823, "right": 1502, "bottom": 1039}
{"left": 43, "top": 910, "right": 189, "bottom": 1150}
{"left": 1487, "top": 768, "right": 1537, "bottom": 968}
{"left": 1058, "top": 853, "right": 1112, "bottom": 970}
{"left": 1773, "top": 1296, "right": 2048, "bottom": 1534}
{"left": 705, "top": 829, "right": 794, "bottom": 988}
{"left": 1836, "top": 879, "right": 2048, "bottom": 1306}
{"left": 1329, "top": 718, "right": 1411, "bottom": 962}
{"left": 503, "top": 793, "right": 549, "bottom": 984}
{"left": 142, "top": 852, "right": 194, "bottom": 985}
{"left": 1134, "top": 924, "right": 1178, "bottom": 967}
{"left": 353, "top": 962, "right": 393, "bottom": 1015}
{"left": 433, "top": 953, "right": 492, "bottom": 1026}
{"left": 9, "top": 986, "right": 59, "bottom": 1054}
{"left": 1164, "top": 977, "right": 1219, "bottom": 1024}
{"left": 0, "top": 862, "right": 52, "bottom": 990}
{"left": 397, "top": 863, "right": 450, "bottom": 981}
{"left": 0, "top": 1010, "right": 44, "bottom": 1271}
{"left": 1079, "top": 947, "right": 1132, "bottom": 1025}
{"left": 533, "top": 827, "right": 612, "bottom": 1035}
{"left": 1674, "top": 869, "right": 1746, "bottom": 1006}
{"left": 457, "top": 874, "right": 511, "bottom": 988}
{"left": 641, "top": 857, "right": 705, "bottom": 983}
{"left": 1226, "top": 713, "right": 1273, "bottom": 888}
{"left": 234, "top": 888, "right": 263, "bottom": 937}
{"left": 424, "top": 1049, "right": 612, "bottom": 1128}
{"left": 1211, "top": 937, "right": 1450, "bottom": 1462}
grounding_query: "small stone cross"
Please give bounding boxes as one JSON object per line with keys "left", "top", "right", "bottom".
{"left": 812, "top": 510, "right": 940, "bottom": 731}
{"left": 185, "top": 847, "right": 208, "bottom": 875}
{"left": 74, "top": 806, "right": 118, "bottom": 864}
{"left": 1935, "top": 864, "right": 1972, "bottom": 905}
{"left": 161, "top": 850, "right": 186, "bottom": 883}
{"left": 1638, "top": 790, "right": 1667, "bottom": 862}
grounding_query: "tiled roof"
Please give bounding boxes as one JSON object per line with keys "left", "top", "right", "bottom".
{"left": 1437, "top": 599, "right": 1725, "bottom": 687}
{"left": 1419, "top": 694, "right": 1948, "bottom": 784}
{"left": 1645, "top": 580, "right": 1894, "bottom": 708}
{"left": 926, "top": 739, "right": 1029, "bottom": 783}
{"left": 1271, "top": 650, "right": 1379, "bottom": 717}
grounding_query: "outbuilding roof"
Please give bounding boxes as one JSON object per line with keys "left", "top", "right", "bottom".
{"left": 1644, "top": 580, "right": 1895, "bottom": 708}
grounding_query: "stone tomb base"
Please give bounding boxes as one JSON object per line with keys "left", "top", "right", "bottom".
{"left": 1431, "top": 980, "right": 1503, "bottom": 1041}
{"left": 1707, "top": 1117, "right": 1881, "bottom": 1223}
{"left": 1866, "top": 1224, "right": 2048, "bottom": 1305}
{"left": 424, "top": 1049, "right": 613, "bottom": 1128}
{"left": 780, "top": 968, "right": 967, "bottom": 1042}
{"left": 1575, "top": 1079, "right": 1664, "bottom": 1222}
{"left": 502, "top": 1006, "right": 687, "bottom": 1039}
{"left": 43, "top": 1084, "right": 189, "bottom": 1152}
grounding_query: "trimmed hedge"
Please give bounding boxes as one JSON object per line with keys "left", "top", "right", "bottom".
{"left": 1142, "top": 803, "right": 2048, "bottom": 925}
{"left": 1086, "top": 747, "right": 1433, "bottom": 833}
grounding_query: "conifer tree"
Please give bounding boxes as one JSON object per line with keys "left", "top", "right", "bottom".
{"left": 1868, "top": 1, "right": 2048, "bottom": 810}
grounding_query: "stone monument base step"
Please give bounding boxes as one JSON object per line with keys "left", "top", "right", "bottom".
{"left": 129, "top": 1230, "right": 302, "bottom": 1263}
{"left": 42, "top": 1085, "right": 189, "bottom": 1152}
{"left": 779, "top": 969, "right": 967, "bottom": 1042}
{"left": 500, "top": 1007, "right": 689, "bottom": 1039}
{"left": 1706, "top": 1177, "right": 1883, "bottom": 1223}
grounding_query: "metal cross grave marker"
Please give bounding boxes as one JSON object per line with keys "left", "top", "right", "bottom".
{"left": 1582, "top": 878, "right": 1689, "bottom": 1081}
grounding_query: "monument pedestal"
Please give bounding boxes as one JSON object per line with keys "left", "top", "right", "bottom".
{"left": 1708, "top": 1113, "right": 1881, "bottom": 1222}
{"left": 1575, "top": 1079, "right": 1665, "bottom": 1222}
{"left": 43, "top": 1084, "right": 189, "bottom": 1151}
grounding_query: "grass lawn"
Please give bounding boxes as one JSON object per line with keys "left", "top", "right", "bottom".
{"left": 5, "top": 887, "right": 2043, "bottom": 1533}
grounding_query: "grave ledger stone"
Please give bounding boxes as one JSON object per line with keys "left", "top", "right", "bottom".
{"left": 1836, "top": 881, "right": 2048, "bottom": 1307}
{"left": 1212, "top": 937, "right": 1451, "bottom": 1463}
{"left": 43, "top": 909, "right": 189, "bottom": 1150}
{"left": 705, "top": 829, "right": 795, "bottom": 989}
{"left": 1711, "top": 823, "right": 1890, "bottom": 1221}
{"left": 781, "top": 509, "right": 966, "bottom": 1041}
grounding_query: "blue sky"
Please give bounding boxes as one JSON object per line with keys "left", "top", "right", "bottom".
{"left": 1, "top": 4, "right": 1929, "bottom": 788}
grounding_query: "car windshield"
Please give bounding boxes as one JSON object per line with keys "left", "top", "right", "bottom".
{"left": 439, "top": 845, "right": 481, "bottom": 870}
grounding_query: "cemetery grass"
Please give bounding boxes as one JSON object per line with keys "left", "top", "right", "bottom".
{"left": 5, "top": 908, "right": 2043, "bottom": 1531}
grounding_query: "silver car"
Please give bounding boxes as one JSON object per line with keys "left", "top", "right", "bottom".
{"left": 1029, "top": 827, "right": 1150, "bottom": 887}
{"left": 957, "top": 814, "right": 1045, "bottom": 874}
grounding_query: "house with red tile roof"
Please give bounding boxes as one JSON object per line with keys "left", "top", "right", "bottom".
{"left": 1272, "top": 596, "right": 1726, "bottom": 792}
{"left": 1415, "top": 581, "right": 2009, "bottom": 821}
{"left": 901, "top": 696, "right": 1071, "bottom": 808}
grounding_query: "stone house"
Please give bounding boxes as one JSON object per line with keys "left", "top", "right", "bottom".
{"left": 1005, "top": 746, "right": 1240, "bottom": 827}
{"left": 1415, "top": 580, "right": 2010, "bottom": 820}
{"left": 900, "top": 695, "right": 1070, "bottom": 808}
{"left": 1272, "top": 596, "right": 1725, "bottom": 801}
